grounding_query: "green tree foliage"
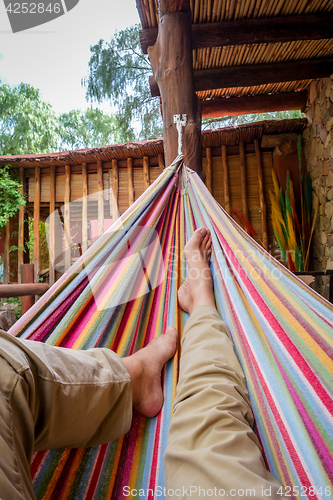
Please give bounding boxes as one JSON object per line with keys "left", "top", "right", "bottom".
{"left": 0, "top": 168, "right": 25, "bottom": 229}
{"left": 58, "top": 108, "right": 135, "bottom": 150}
{"left": 0, "top": 82, "right": 58, "bottom": 229}
{"left": 0, "top": 82, "right": 59, "bottom": 156}
{"left": 83, "top": 24, "right": 163, "bottom": 141}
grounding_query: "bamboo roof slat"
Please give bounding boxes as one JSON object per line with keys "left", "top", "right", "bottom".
{"left": 241, "top": 0, "right": 252, "bottom": 18}
{"left": 142, "top": 0, "right": 151, "bottom": 28}
{"left": 190, "top": 0, "right": 194, "bottom": 20}
{"left": 253, "top": 0, "right": 261, "bottom": 18}
{"left": 148, "top": 0, "right": 156, "bottom": 27}
{"left": 220, "top": 0, "right": 226, "bottom": 21}
{"left": 258, "top": 0, "right": 270, "bottom": 18}
{"left": 137, "top": 0, "right": 333, "bottom": 28}
{"left": 194, "top": 0, "right": 200, "bottom": 23}
{"left": 274, "top": 0, "right": 284, "bottom": 15}
{"left": 206, "top": 0, "right": 211, "bottom": 22}
{"left": 266, "top": 0, "right": 277, "bottom": 17}
{"left": 232, "top": 0, "right": 240, "bottom": 19}
{"left": 247, "top": 0, "right": 256, "bottom": 18}
{"left": 229, "top": 0, "right": 236, "bottom": 20}
{"left": 212, "top": 0, "right": 219, "bottom": 21}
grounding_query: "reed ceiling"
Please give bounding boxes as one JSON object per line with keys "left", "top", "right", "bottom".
{"left": 136, "top": 0, "right": 333, "bottom": 100}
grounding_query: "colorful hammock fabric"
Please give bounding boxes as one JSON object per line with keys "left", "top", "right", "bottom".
{"left": 10, "top": 156, "right": 333, "bottom": 500}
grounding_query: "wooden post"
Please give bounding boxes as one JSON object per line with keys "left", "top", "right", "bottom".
{"left": 206, "top": 147, "right": 212, "bottom": 193}
{"left": 108, "top": 169, "right": 112, "bottom": 219}
{"left": 21, "top": 264, "right": 34, "bottom": 315}
{"left": 33, "top": 167, "right": 40, "bottom": 284}
{"left": 64, "top": 164, "right": 71, "bottom": 271}
{"left": 127, "top": 158, "right": 134, "bottom": 206}
{"left": 82, "top": 163, "right": 88, "bottom": 254}
{"left": 18, "top": 167, "right": 25, "bottom": 284}
{"left": 148, "top": 0, "right": 202, "bottom": 175}
{"left": 239, "top": 141, "right": 249, "bottom": 223}
{"left": 97, "top": 160, "right": 104, "bottom": 237}
{"left": 158, "top": 153, "right": 164, "bottom": 170}
{"left": 49, "top": 165, "right": 56, "bottom": 285}
{"left": 222, "top": 145, "right": 230, "bottom": 214}
{"left": 254, "top": 139, "right": 268, "bottom": 250}
{"left": 112, "top": 159, "right": 119, "bottom": 221}
{"left": 23, "top": 217, "right": 29, "bottom": 264}
{"left": 143, "top": 156, "right": 150, "bottom": 190}
{"left": 3, "top": 220, "right": 10, "bottom": 287}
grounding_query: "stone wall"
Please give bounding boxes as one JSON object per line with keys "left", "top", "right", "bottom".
{"left": 303, "top": 75, "right": 333, "bottom": 298}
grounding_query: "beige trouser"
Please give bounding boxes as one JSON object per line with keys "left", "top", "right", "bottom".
{"left": 0, "top": 306, "right": 284, "bottom": 500}
{"left": 164, "top": 306, "right": 285, "bottom": 500}
{"left": 0, "top": 330, "right": 132, "bottom": 500}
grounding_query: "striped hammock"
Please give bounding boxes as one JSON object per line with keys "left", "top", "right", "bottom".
{"left": 10, "top": 157, "right": 333, "bottom": 500}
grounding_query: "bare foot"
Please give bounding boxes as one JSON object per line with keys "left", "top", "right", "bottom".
{"left": 178, "top": 228, "right": 215, "bottom": 316}
{"left": 122, "top": 327, "right": 178, "bottom": 417}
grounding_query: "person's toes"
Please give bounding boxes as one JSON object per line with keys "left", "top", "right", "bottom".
{"left": 202, "top": 231, "right": 210, "bottom": 248}
{"left": 206, "top": 235, "right": 212, "bottom": 250}
{"left": 192, "top": 227, "right": 207, "bottom": 245}
{"left": 165, "top": 326, "right": 178, "bottom": 338}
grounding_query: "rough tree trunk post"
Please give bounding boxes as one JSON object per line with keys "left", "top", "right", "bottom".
{"left": 148, "top": 0, "right": 202, "bottom": 177}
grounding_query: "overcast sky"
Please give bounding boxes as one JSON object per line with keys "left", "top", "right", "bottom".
{"left": 0, "top": 0, "right": 140, "bottom": 114}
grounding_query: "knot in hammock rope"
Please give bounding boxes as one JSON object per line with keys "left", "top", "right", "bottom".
{"left": 173, "top": 114, "right": 187, "bottom": 155}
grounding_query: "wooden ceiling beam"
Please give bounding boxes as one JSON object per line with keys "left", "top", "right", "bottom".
{"left": 140, "top": 13, "right": 333, "bottom": 53}
{"left": 201, "top": 92, "right": 308, "bottom": 118}
{"left": 150, "top": 58, "right": 333, "bottom": 96}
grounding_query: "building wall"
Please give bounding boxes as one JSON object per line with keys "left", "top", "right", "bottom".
{"left": 303, "top": 75, "right": 333, "bottom": 298}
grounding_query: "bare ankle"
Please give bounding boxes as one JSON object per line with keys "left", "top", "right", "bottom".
{"left": 121, "top": 329, "right": 178, "bottom": 417}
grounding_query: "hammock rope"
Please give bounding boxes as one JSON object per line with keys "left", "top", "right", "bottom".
{"left": 10, "top": 157, "right": 333, "bottom": 500}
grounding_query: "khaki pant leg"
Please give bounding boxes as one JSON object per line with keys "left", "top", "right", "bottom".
{"left": 164, "top": 306, "right": 284, "bottom": 500}
{"left": 0, "top": 330, "right": 132, "bottom": 500}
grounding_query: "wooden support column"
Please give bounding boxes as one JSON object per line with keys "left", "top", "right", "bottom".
{"left": 108, "top": 169, "right": 112, "bottom": 219}
{"left": 18, "top": 167, "right": 25, "bottom": 284}
{"left": 254, "top": 140, "right": 268, "bottom": 250}
{"left": 3, "top": 220, "right": 10, "bottom": 287}
{"left": 127, "top": 158, "right": 134, "bottom": 206}
{"left": 221, "top": 145, "right": 230, "bottom": 214}
{"left": 148, "top": 0, "right": 202, "bottom": 175}
{"left": 33, "top": 167, "right": 40, "bottom": 284}
{"left": 112, "top": 159, "right": 119, "bottom": 221}
{"left": 97, "top": 160, "right": 104, "bottom": 237}
{"left": 49, "top": 165, "right": 56, "bottom": 285}
{"left": 239, "top": 141, "right": 249, "bottom": 223}
{"left": 82, "top": 163, "right": 88, "bottom": 254}
{"left": 206, "top": 148, "right": 212, "bottom": 193}
{"left": 158, "top": 153, "right": 164, "bottom": 170}
{"left": 64, "top": 164, "right": 71, "bottom": 271}
{"left": 21, "top": 264, "right": 34, "bottom": 315}
{"left": 143, "top": 156, "right": 150, "bottom": 190}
